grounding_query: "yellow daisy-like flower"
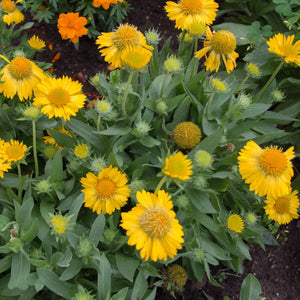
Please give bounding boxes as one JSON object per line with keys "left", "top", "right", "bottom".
{"left": 57, "top": 12, "right": 88, "bottom": 44}
{"left": 96, "top": 23, "right": 153, "bottom": 68}
{"left": 267, "top": 33, "right": 300, "bottom": 67}
{"left": 1, "top": 0, "right": 24, "bottom": 25}
{"left": 28, "top": 35, "right": 46, "bottom": 50}
{"left": 0, "top": 139, "right": 27, "bottom": 162}
{"left": 120, "top": 190, "right": 184, "bottom": 262}
{"left": 162, "top": 151, "right": 193, "bottom": 181}
{"left": 43, "top": 126, "right": 72, "bottom": 150}
{"left": 93, "top": 0, "right": 118, "bottom": 10}
{"left": 227, "top": 214, "right": 244, "bottom": 233}
{"left": 238, "top": 140, "right": 294, "bottom": 198}
{"left": 0, "top": 55, "right": 45, "bottom": 101}
{"left": 0, "top": 159, "right": 11, "bottom": 178}
{"left": 121, "top": 45, "right": 152, "bottom": 70}
{"left": 264, "top": 190, "right": 299, "bottom": 225}
{"left": 33, "top": 76, "right": 86, "bottom": 121}
{"left": 195, "top": 27, "right": 239, "bottom": 73}
{"left": 74, "top": 143, "right": 89, "bottom": 159}
{"left": 164, "top": 0, "right": 218, "bottom": 30}
{"left": 81, "top": 165, "right": 130, "bottom": 215}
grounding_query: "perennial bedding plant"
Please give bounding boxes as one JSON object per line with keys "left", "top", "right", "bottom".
{"left": 0, "top": 0, "right": 300, "bottom": 299}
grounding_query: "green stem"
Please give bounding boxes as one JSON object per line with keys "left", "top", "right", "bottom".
{"left": 205, "top": 91, "right": 215, "bottom": 116}
{"left": 178, "top": 30, "right": 186, "bottom": 54}
{"left": 252, "top": 60, "right": 284, "bottom": 103}
{"left": 160, "top": 74, "right": 169, "bottom": 98}
{"left": 96, "top": 114, "right": 101, "bottom": 132}
{"left": 32, "top": 120, "right": 39, "bottom": 179}
{"left": 154, "top": 176, "right": 168, "bottom": 195}
{"left": 17, "top": 163, "right": 22, "bottom": 204}
{"left": 234, "top": 74, "right": 250, "bottom": 94}
{"left": 122, "top": 70, "right": 134, "bottom": 118}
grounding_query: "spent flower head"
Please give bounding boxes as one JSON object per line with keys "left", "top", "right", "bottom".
{"left": 173, "top": 121, "right": 201, "bottom": 149}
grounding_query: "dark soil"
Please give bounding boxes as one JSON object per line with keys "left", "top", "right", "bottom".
{"left": 21, "top": 0, "right": 300, "bottom": 299}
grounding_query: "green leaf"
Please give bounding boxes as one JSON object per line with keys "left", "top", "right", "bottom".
{"left": 240, "top": 104, "right": 271, "bottom": 119}
{"left": 47, "top": 151, "right": 64, "bottom": 182}
{"left": 16, "top": 196, "right": 34, "bottom": 231}
{"left": 48, "top": 128, "right": 75, "bottom": 149}
{"left": 0, "top": 254, "right": 11, "bottom": 273}
{"left": 37, "top": 268, "right": 76, "bottom": 299}
{"left": 240, "top": 274, "right": 262, "bottom": 300}
{"left": 89, "top": 212, "right": 105, "bottom": 247}
{"left": 116, "top": 254, "right": 140, "bottom": 282}
{"left": 8, "top": 251, "right": 30, "bottom": 291}
{"left": 131, "top": 269, "right": 148, "bottom": 300}
{"left": 111, "top": 287, "right": 128, "bottom": 300}
{"left": 59, "top": 258, "right": 82, "bottom": 281}
{"left": 97, "top": 126, "right": 132, "bottom": 136}
{"left": 97, "top": 253, "right": 111, "bottom": 300}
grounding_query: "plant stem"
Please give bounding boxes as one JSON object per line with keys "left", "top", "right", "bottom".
{"left": 234, "top": 74, "right": 249, "bottom": 94}
{"left": 252, "top": 60, "right": 284, "bottom": 103}
{"left": 160, "top": 74, "right": 169, "bottom": 98}
{"left": 154, "top": 176, "right": 168, "bottom": 195}
{"left": 32, "top": 120, "right": 39, "bottom": 179}
{"left": 17, "top": 163, "right": 22, "bottom": 203}
{"left": 122, "top": 70, "right": 134, "bottom": 118}
{"left": 96, "top": 114, "right": 101, "bottom": 132}
{"left": 205, "top": 91, "right": 215, "bottom": 116}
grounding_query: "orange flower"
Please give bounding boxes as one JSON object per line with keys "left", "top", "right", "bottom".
{"left": 57, "top": 12, "right": 88, "bottom": 43}
{"left": 93, "top": 0, "right": 119, "bottom": 10}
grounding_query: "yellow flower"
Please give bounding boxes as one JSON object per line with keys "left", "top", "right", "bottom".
{"left": 211, "top": 78, "right": 228, "bottom": 93}
{"left": 246, "top": 63, "right": 261, "bottom": 78}
{"left": 195, "top": 27, "right": 239, "bottom": 73}
{"left": 96, "top": 23, "right": 153, "bottom": 68}
{"left": 0, "top": 139, "right": 27, "bottom": 162}
{"left": 74, "top": 143, "right": 89, "bottom": 159}
{"left": 227, "top": 214, "right": 244, "bottom": 233}
{"left": 165, "top": 0, "right": 218, "bottom": 31}
{"left": 81, "top": 165, "right": 130, "bottom": 215}
{"left": 162, "top": 152, "right": 193, "bottom": 181}
{"left": 33, "top": 76, "right": 86, "bottom": 121}
{"left": 93, "top": 0, "right": 118, "bottom": 10}
{"left": 121, "top": 45, "right": 152, "bottom": 70}
{"left": 43, "top": 126, "right": 72, "bottom": 150}
{"left": 267, "top": 33, "right": 300, "bottom": 66}
{"left": 238, "top": 140, "right": 294, "bottom": 198}
{"left": 0, "top": 55, "right": 45, "bottom": 101}
{"left": 120, "top": 190, "right": 184, "bottom": 261}
{"left": 264, "top": 189, "right": 299, "bottom": 225}
{"left": 57, "top": 12, "right": 88, "bottom": 43}
{"left": 173, "top": 122, "right": 201, "bottom": 149}
{"left": 0, "top": 159, "right": 11, "bottom": 178}
{"left": 188, "top": 22, "right": 207, "bottom": 35}
{"left": 28, "top": 35, "right": 46, "bottom": 50}
{"left": 1, "top": 0, "right": 24, "bottom": 25}
{"left": 49, "top": 213, "right": 72, "bottom": 236}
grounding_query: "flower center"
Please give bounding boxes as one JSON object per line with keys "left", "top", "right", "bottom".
{"left": 210, "top": 30, "right": 236, "bottom": 54}
{"left": 283, "top": 44, "right": 298, "bottom": 58}
{"left": 96, "top": 178, "right": 116, "bottom": 198}
{"left": 259, "top": 148, "right": 287, "bottom": 176}
{"left": 275, "top": 197, "right": 290, "bottom": 214}
{"left": 48, "top": 88, "right": 70, "bottom": 105}
{"left": 140, "top": 207, "right": 172, "bottom": 238}
{"left": 8, "top": 57, "right": 32, "bottom": 80}
{"left": 7, "top": 145, "right": 23, "bottom": 160}
{"left": 1, "top": 0, "right": 16, "bottom": 13}
{"left": 168, "top": 159, "right": 187, "bottom": 176}
{"left": 112, "top": 24, "right": 140, "bottom": 50}
{"left": 180, "top": 0, "right": 202, "bottom": 13}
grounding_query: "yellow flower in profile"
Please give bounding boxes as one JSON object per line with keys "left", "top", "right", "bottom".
{"left": 211, "top": 78, "right": 228, "bottom": 93}
{"left": 57, "top": 12, "right": 88, "bottom": 43}
{"left": 0, "top": 55, "right": 45, "bottom": 101}
{"left": 264, "top": 189, "right": 299, "bottom": 225}
{"left": 195, "top": 27, "right": 239, "bottom": 73}
{"left": 0, "top": 140, "right": 27, "bottom": 162}
{"left": 120, "top": 190, "right": 184, "bottom": 262}
{"left": 1, "top": 0, "right": 24, "bottom": 25}
{"left": 96, "top": 23, "right": 153, "bottom": 68}
{"left": 165, "top": 0, "right": 218, "bottom": 30}
{"left": 238, "top": 140, "right": 294, "bottom": 198}
{"left": 43, "top": 126, "right": 72, "bottom": 150}
{"left": 28, "top": 35, "right": 46, "bottom": 50}
{"left": 81, "top": 165, "right": 130, "bottom": 215}
{"left": 33, "top": 76, "right": 86, "bottom": 121}
{"left": 121, "top": 45, "right": 152, "bottom": 70}
{"left": 93, "top": 0, "right": 118, "bottom": 9}
{"left": 74, "top": 143, "right": 89, "bottom": 159}
{"left": 162, "top": 152, "right": 193, "bottom": 181}
{"left": 0, "top": 159, "right": 11, "bottom": 178}
{"left": 227, "top": 214, "right": 244, "bottom": 233}
{"left": 267, "top": 33, "right": 300, "bottom": 67}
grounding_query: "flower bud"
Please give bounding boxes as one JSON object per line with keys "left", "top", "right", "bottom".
{"left": 23, "top": 106, "right": 41, "bottom": 121}
{"left": 90, "top": 157, "right": 106, "bottom": 174}
{"left": 35, "top": 179, "right": 52, "bottom": 194}
{"left": 135, "top": 121, "right": 151, "bottom": 136}
{"left": 174, "top": 195, "right": 189, "bottom": 209}
{"left": 193, "top": 248, "right": 205, "bottom": 262}
{"left": 164, "top": 56, "right": 182, "bottom": 73}
{"left": 156, "top": 101, "right": 168, "bottom": 114}
{"left": 194, "top": 150, "right": 213, "bottom": 168}
{"left": 246, "top": 63, "right": 261, "bottom": 78}
{"left": 43, "top": 145, "right": 57, "bottom": 159}
{"left": 145, "top": 29, "right": 161, "bottom": 45}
